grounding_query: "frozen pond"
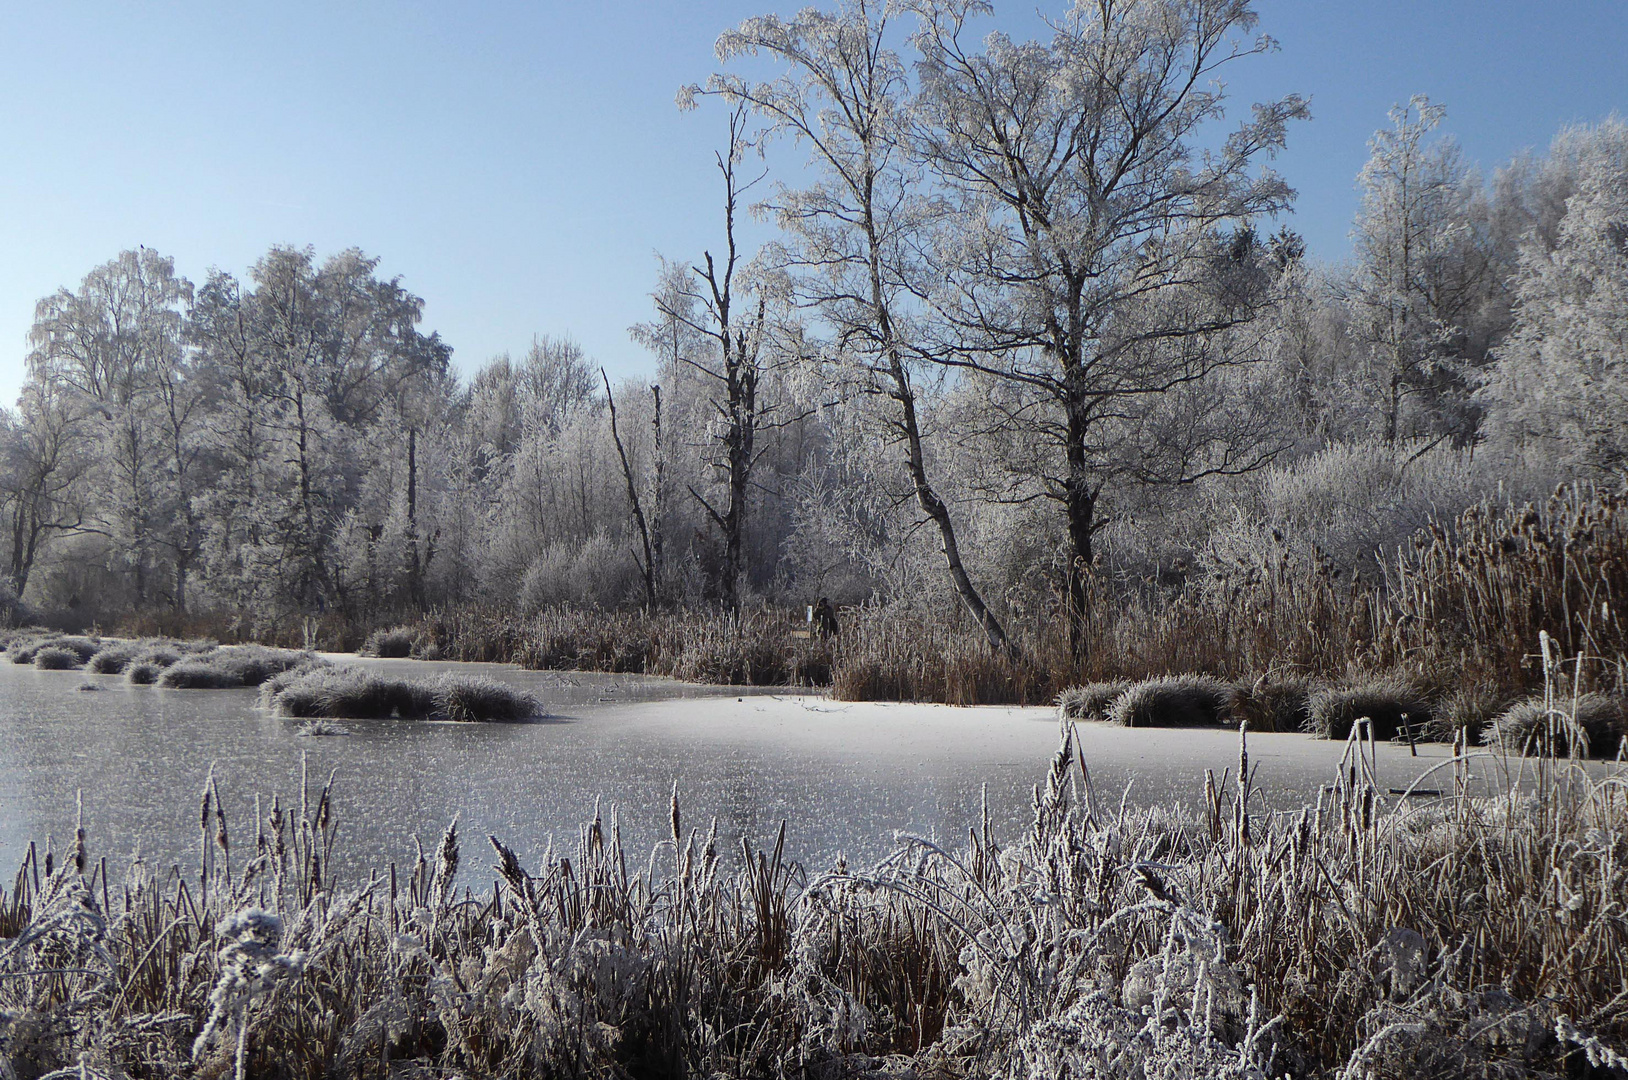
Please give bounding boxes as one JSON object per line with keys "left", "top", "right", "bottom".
{"left": 0, "top": 656, "right": 1550, "bottom": 885}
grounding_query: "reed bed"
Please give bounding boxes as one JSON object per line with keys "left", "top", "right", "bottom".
{"left": 834, "top": 484, "right": 1628, "bottom": 714}
{"left": 404, "top": 605, "right": 834, "bottom": 688}
{"left": 1, "top": 725, "right": 1623, "bottom": 1078}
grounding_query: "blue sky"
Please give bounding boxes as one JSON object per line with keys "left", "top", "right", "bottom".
{"left": 1, "top": 1, "right": 1624, "bottom": 407}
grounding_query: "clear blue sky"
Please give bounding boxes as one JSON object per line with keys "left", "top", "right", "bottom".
{"left": 2, "top": 1, "right": 1624, "bottom": 408}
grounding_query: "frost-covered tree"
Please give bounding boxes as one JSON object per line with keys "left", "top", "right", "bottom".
{"left": 186, "top": 246, "right": 450, "bottom": 623}
{"left": 26, "top": 248, "right": 193, "bottom": 608}
{"left": 0, "top": 379, "right": 94, "bottom": 600}
{"left": 1346, "top": 97, "right": 1498, "bottom": 444}
{"left": 908, "top": 0, "right": 1306, "bottom": 651}
{"left": 697, "top": 0, "right": 1013, "bottom": 649}
{"left": 1479, "top": 119, "right": 1628, "bottom": 479}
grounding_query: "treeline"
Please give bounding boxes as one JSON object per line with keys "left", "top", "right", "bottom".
{"left": 2, "top": 1, "right": 1626, "bottom": 667}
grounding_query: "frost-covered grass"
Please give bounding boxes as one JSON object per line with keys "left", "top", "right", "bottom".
{"left": 357, "top": 626, "right": 418, "bottom": 658}
{"left": 1055, "top": 679, "right": 1128, "bottom": 723}
{"left": 8, "top": 632, "right": 101, "bottom": 668}
{"left": 1485, "top": 692, "right": 1628, "bottom": 759}
{"left": 125, "top": 660, "right": 165, "bottom": 685}
{"left": 156, "top": 646, "right": 317, "bottom": 690}
{"left": 1107, "top": 674, "right": 1232, "bottom": 728}
{"left": 1225, "top": 676, "right": 1317, "bottom": 733}
{"left": 31, "top": 645, "right": 82, "bottom": 670}
{"left": 85, "top": 645, "right": 137, "bottom": 674}
{"left": 1, "top": 725, "right": 1623, "bottom": 1078}
{"left": 1306, "top": 677, "right": 1432, "bottom": 741}
{"left": 262, "top": 664, "right": 541, "bottom": 723}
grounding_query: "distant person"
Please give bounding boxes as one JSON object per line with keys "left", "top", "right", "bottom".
{"left": 813, "top": 596, "right": 839, "bottom": 639}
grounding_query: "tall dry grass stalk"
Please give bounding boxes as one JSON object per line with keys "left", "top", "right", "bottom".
{"left": 830, "top": 484, "right": 1628, "bottom": 711}
{"left": 2, "top": 724, "right": 1624, "bottom": 1077}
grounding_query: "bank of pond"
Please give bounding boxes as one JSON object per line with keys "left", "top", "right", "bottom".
{"left": 5, "top": 627, "right": 1625, "bottom": 757}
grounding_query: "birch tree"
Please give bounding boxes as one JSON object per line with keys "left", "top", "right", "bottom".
{"left": 697, "top": 0, "right": 1012, "bottom": 648}
{"left": 908, "top": 0, "right": 1305, "bottom": 651}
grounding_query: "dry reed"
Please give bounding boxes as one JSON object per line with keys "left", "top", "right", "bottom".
{"left": 1, "top": 721, "right": 1623, "bottom": 1077}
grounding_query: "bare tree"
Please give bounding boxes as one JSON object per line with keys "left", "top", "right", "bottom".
{"left": 651, "top": 107, "right": 784, "bottom": 613}
{"left": 697, "top": 0, "right": 1012, "bottom": 650}
{"left": 908, "top": 0, "right": 1306, "bottom": 652}
{"left": 602, "top": 368, "right": 659, "bottom": 609}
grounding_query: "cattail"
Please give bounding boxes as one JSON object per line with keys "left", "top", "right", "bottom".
{"left": 211, "top": 773, "right": 229, "bottom": 856}
{"left": 432, "top": 820, "right": 459, "bottom": 904}
{"left": 489, "top": 835, "right": 530, "bottom": 906}
{"left": 72, "top": 789, "right": 86, "bottom": 876}
{"left": 1236, "top": 720, "right": 1251, "bottom": 847}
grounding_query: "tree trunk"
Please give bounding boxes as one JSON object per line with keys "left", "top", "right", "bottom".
{"left": 406, "top": 426, "right": 424, "bottom": 610}
{"left": 602, "top": 370, "right": 658, "bottom": 610}
{"left": 865, "top": 205, "right": 1010, "bottom": 654}
{"left": 1064, "top": 395, "right": 1096, "bottom": 656}
{"left": 889, "top": 351, "right": 1011, "bottom": 653}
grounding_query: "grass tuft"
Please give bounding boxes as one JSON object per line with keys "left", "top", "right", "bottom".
{"left": 1485, "top": 693, "right": 1628, "bottom": 758}
{"left": 1306, "top": 678, "right": 1432, "bottom": 741}
{"left": 430, "top": 673, "right": 539, "bottom": 723}
{"left": 263, "top": 664, "right": 540, "bottom": 722}
{"left": 1227, "top": 676, "right": 1318, "bottom": 733}
{"left": 358, "top": 626, "right": 418, "bottom": 658}
{"left": 125, "top": 661, "right": 164, "bottom": 685}
{"left": 1107, "top": 674, "right": 1232, "bottom": 728}
{"left": 86, "top": 646, "right": 136, "bottom": 674}
{"left": 1056, "top": 680, "right": 1129, "bottom": 723}
{"left": 32, "top": 645, "right": 82, "bottom": 671}
{"left": 156, "top": 647, "right": 317, "bottom": 689}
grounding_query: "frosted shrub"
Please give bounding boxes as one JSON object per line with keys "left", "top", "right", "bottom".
{"left": 1200, "top": 438, "right": 1490, "bottom": 582}
{"left": 519, "top": 531, "right": 641, "bottom": 613}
